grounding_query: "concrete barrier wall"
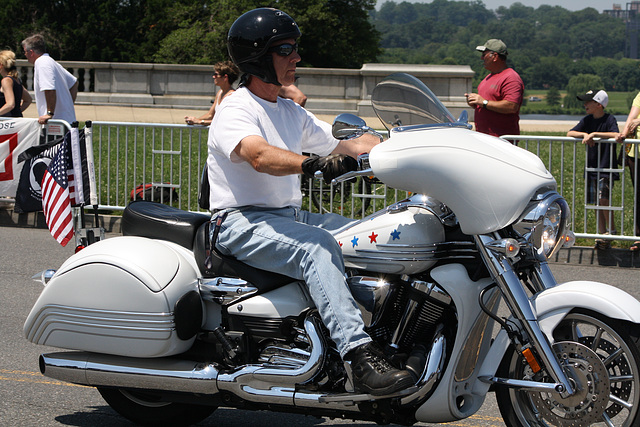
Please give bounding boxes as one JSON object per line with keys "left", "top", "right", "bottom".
{"left": 16, "top": 60, "right": 474, "bottom": 119}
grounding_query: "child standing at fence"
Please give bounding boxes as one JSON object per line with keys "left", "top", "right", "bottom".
{"left": 567, "top": 89, "right": 619, "bottom": 250}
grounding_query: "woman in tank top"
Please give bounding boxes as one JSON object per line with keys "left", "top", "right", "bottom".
{"left": 0, "top": 50, "right": 32, "bottom": 117}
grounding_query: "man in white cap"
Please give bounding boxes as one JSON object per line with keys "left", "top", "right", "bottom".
{"left": 568, "top": 89, "right": 619, "bottom": 249}
{"left": 465, "top": 39, "right": 524, "bottom": 139}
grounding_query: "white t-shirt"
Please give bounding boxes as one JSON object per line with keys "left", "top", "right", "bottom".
{"left": 207, "top": 86, "right": 339, "bottom": 210}
{"left": 33, "top": 54, "right": 77, "bottom": 124}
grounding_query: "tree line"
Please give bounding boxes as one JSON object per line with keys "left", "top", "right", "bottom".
{"left": 3, "top": 0, "right": 639, "bottom": 99}
{"left": 1, "top": 0, "right": 378, "bottom": 69}
{"left": 372, "top": 0, "right": 640, "bottom": 94}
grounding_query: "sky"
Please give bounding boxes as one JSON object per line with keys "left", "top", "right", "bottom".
{"left": 376, "top": 0, "right": 616, "bottom": 13}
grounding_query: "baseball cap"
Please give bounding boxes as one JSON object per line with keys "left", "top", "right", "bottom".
{"left": 576, "top": 90, "right": 608, "bottom": 108}
{"left": 476, "top": 39, "right": 508, "bottom": 56}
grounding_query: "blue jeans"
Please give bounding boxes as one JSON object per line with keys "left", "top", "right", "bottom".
{"left": 213, "top": 206, "right": 371, "bottom": 358}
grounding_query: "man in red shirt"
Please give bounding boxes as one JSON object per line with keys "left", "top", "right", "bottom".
{"left": 465, "top": 39, "right": 524, "bottom": 139}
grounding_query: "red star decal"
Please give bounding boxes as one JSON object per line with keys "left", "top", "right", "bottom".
{"left": 369, "top": 232, "right": 378, "bottom": 243}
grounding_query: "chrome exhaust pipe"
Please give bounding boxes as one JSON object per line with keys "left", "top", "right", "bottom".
{"left": 213, "top": 316, "right": 351, "bottom": 409}
{"left": 39, "top": 316, "right": 329, "bottom": 405}
{"left": 216, "top": 316, "right": 325, "bottom": 398}
{"left": 40, "top": 351, "right": 220, "bottom": 395}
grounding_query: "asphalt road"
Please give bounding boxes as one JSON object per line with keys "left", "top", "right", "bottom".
{"left": 1, "top": 226, "right": 639, "bottom": 427}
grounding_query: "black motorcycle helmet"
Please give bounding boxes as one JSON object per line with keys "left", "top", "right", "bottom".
{"left": 227, "top": 8, "right": 301, "bottom": 86}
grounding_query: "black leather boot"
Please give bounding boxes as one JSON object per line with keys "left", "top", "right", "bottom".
{"left": 345, "top": 342, "right": 414, "bottom": 395}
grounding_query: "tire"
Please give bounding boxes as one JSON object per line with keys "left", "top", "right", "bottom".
{"left": 98, "top": 387, "right": 216, "bottom": 426}
{"left": 495, "top": 310, "right": 640, "bottom": 426}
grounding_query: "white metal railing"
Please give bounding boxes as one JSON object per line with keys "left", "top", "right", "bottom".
{"left": 87, "top": 123, "right": 640, "bottom": 242}
{"left": 89, "top": 121, "right": 209, "bottom": 211}
{"left": 4, "top": 118, "right": 640, "bottom": 243}
{"left": 88, "top": 121, "right": 399, "bottom": 218}
{"left": 502, "top": 135, "right": 640, "bottom": 242}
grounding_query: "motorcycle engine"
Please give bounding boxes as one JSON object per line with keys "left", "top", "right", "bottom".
{"left": 348, "top": 275, "right": 454, "bottom": 353}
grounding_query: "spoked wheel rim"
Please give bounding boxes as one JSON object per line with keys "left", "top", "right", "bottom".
{"left": 505, "top": 312, "right": 640, "bottom": 426}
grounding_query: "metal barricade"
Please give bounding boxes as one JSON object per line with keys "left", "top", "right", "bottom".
{"left": 13, "top": 119, "right": 635, "bottom": 244}
{"left": 0, "top": 117, "right": 71, "bottom": 142}
{"left": 90, "top": 121, "right": 209, "bottom": 212}
{"left": 88, "top": 121, "right": 397, "bottom": 219}
{"left": 502, "top": 135, "right": 640, "bottom": 243}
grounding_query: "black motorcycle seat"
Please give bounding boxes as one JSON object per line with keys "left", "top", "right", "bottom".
{"left": 193, "top": 222, "right": 293, "bottom": 293}
{"left": 122, "top": 201, "right": 293, "bottom": 292}
{"left": 122, "top": 201, "right": 210, "bottom": 249}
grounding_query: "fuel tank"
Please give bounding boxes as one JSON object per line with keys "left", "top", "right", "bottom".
{"left": 334, "top": 197, "right": 445, "bottom": 274}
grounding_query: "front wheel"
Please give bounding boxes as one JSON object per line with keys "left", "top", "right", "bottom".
{"left": 98, "top": 387, "right": 216, "bottom": 426}
{"left": 496, "top": 310, "right": 640, "bottom": 426}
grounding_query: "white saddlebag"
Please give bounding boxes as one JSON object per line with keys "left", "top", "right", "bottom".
{"left": 24, "top": 236, "right": 203, "bottom": 358}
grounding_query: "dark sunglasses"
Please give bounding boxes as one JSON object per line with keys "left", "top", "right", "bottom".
{"left": 268, "top": 43, "right": 298, "bottom": 57}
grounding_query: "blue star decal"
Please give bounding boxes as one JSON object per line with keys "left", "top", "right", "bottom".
{"left": 390, "top": 229, "right": 401, "bottom": 240}
{"left": 351, "top": 236, "right": 359, "bottom": 247}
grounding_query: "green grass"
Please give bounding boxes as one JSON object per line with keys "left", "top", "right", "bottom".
{"left": 87, "top": 124, "right": 638, "bottom": 248}
{"left": 92, "top": 124, "right": 209, "bottom": 212}
{"left": 521, "top": 90, "right": 635, "bottom": 116}
{"left": 90, "top": 123, "right": 395, "bottom": 218}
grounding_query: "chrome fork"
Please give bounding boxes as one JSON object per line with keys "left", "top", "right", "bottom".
{"left": 474, "top": 235, "right": 575, "bottom": 398}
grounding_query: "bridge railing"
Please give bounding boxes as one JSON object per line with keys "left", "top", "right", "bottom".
{"left": 5, "top": 118, "right": 639, "bottom": 243}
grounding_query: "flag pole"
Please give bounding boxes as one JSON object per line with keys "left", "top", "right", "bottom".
{"left": 69, "top": 121, "right": 85, "bottom": 233}
{"left": 83, "top": 121, "right": 99, "bottom": 228}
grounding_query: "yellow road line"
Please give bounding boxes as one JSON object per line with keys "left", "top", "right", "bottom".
{"left": 0, "top": 369, "right": 88, "bottom": 388}
{"left": 0, "top": 369, "right": 41, "bottom": 376}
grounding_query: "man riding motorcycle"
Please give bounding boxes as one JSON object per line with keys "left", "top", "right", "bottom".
{"left": 206, "top": 7, "right": 414, "bottom": 395}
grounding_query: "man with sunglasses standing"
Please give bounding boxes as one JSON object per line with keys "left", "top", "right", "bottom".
{"left": 464, "top": 39, "right": 524, "bottom": 140}
{"left": 207, "top": 8, "right": 414, "bottom": 396}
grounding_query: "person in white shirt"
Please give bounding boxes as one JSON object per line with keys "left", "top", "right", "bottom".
{"left": 22, "top": 34, "right": 78, "bottom": 125}
{"left": 208, "top": 8, "right": 414, "bottom": 396}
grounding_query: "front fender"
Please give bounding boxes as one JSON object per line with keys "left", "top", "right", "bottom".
{"left": 476, "top": 280, "right": 640, "bottom": 386}
{"left": 534, "top": 281, "right": 640, "bottom": 340}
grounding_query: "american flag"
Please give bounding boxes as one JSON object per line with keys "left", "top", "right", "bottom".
{"left": 41, "top": 139, "right": 73, "bottom": 246}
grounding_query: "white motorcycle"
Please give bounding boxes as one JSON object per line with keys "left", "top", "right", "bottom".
{"left": 25, "top": 73, "right": 640, "bottom": 426}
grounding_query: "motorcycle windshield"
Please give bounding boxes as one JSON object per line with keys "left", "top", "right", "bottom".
{"left": 371, "top": 73, "right": 457, "bottom": 130}
{"left": 368, "top": 73, "right": 557, "bottom": 235}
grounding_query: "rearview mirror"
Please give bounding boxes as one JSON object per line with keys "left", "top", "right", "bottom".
{"left": 332, "top": 113, "right": 367, "bottom": 140}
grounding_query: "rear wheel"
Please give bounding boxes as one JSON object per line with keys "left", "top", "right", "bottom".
{"left": 98, "top": 387, "right": 216, "bottom": 427}
{"left": 496, "top": 310, "right": 640, "bottom": 426}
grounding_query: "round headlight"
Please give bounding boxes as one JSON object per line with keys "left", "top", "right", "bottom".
{"left": 540, "top": 201, "right": 565, "bottom": 256}
{"left": 513, "top": 193, "right": 570, "bottom": 259}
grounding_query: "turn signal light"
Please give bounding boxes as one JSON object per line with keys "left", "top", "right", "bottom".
{"left": 486, "top": 238, "right": 520, "bottom": 259}
{"left": 562, "top": 231, "right": 576, "bottom": 248}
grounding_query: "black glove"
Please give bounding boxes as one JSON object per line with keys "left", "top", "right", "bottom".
{"left": 301, "top": 154, "right": 358, "bottom": 184}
